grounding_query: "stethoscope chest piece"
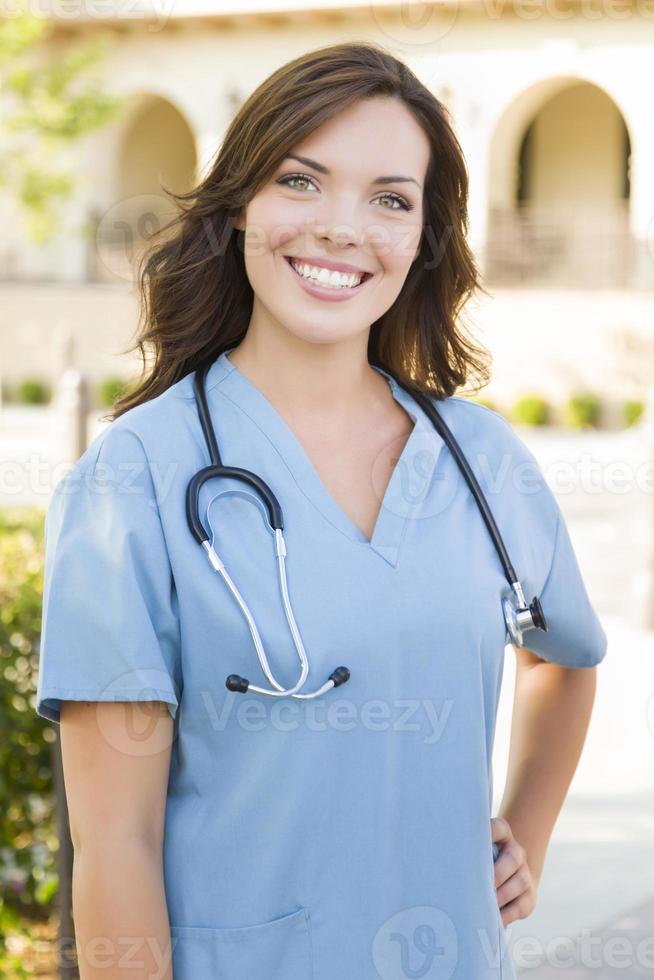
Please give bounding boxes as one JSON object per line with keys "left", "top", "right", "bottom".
{"left": 502, "top": 583, "right": 548, "bottom": 647}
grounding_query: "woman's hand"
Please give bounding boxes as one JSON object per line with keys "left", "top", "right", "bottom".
{"left": 491, "top": 816, "right": 538, "bottom": 926}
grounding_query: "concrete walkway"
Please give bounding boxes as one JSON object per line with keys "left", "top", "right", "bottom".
{"left": 496, "top": 614, "right": 654, "bottom": 977}
{"left": 490, "top": 424, "right": 654, "bottom": 977}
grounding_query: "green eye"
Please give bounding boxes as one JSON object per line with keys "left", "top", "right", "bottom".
{"left": 276, "top": 173, "right": 318, "bottom": 192}
{"left": 276, "top": 173, "right": 414, "bottom": 212}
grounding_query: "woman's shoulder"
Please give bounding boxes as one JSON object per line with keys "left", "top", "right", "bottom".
{"left": 84, "top": 372, "right": 197, "bottom": 460}
{"left": 431, "top": 393, "right": 537, "bottom": 464}
{"left": 430, "top": 393, "right": 560, "bottom": 527}
{"left": 52, "top": 371, "right": 200, "bottom": 510}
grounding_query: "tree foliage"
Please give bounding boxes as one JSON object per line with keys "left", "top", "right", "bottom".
{"left": 0, "top": 3, "right": 124, "bottom": 242}
{"left": 0, "top": 506, "right": 59, "bottom": 969}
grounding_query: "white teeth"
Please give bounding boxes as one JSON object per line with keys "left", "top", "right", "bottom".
{"left": 290, "top": 259, "right": 363, "bottom": 289}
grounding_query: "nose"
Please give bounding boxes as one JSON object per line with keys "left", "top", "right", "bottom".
{"left": 307, "top": 212, "right": 364, "bottom": 254}
{"left": 306, "top": 187, "right": 373, "bottom": 243}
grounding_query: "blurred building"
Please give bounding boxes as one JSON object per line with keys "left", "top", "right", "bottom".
{"left": 1, "top": 0, "right": 652, "bottom": 417}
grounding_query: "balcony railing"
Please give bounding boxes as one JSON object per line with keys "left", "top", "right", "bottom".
{"left": 484, "top": 203, "right": 652, "bottom": 290}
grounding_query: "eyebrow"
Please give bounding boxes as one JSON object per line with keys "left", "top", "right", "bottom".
{"left": 283, "top": 154, "right": 422, "bottom": 190}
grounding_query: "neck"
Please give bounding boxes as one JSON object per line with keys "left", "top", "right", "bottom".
{"left": 226, "top": 328, "right": 385, "bottom": 420}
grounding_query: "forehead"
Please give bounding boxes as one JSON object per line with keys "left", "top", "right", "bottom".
{"left": 290, "top": 98, "right": 431, "bottom": 177}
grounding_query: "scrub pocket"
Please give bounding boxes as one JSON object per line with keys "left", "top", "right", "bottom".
{"left": 169, "top": 905, "right": 313, "bottom": 979}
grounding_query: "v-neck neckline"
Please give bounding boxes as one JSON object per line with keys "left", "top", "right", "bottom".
{"left": 205, "top": 348, "right": 446, "bottom": 567}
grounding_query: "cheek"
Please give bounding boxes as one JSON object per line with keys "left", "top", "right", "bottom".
{"left": 245, "top": 196, "right": 303, "bottom": 256}
{"left": 373, "top": 220, "right": 422, "bottom": 275}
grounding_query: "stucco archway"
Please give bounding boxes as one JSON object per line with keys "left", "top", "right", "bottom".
{"left": 486, "top": 78, "right": 632, "bottom": 288}
{"left": 91, "top": 92, "right": 198, "bottom": 282}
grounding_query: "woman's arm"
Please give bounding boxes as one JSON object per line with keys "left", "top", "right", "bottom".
{"left": 497, "top": 646, "right": 598, "bottom": 887}
{"left": 59, "top": 701, "right": 176, "bottom": 979}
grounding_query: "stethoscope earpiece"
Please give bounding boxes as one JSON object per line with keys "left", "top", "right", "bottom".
{"left": 329, "top": 666, "right": 351, "bottom": 687}
{"left": 226, "top": 674, "right": 250, "bottom": 693}
{"left": 225, "top": 666, "right": 350, "bottom": 696}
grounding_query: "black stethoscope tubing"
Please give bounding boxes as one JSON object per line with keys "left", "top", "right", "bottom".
{"left": 186, "top": 358, "right": 548, "bottom": 696}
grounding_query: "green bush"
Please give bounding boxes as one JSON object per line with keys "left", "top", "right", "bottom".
{"left": 16, "top": 380, "right": 50, "bottom": 405}
{"left": 0, "top": 904, "right": 39, "bottom": 978}
{"left": 0, "top": 507, "right": 58, "bottom": 953}
{"left": 624, "top": 399, "right": 645, "bottom": 427}
{"left": 564, "top": 392, "right": 601, "bottom": 429}
{"left": 511, "top": 394, "right": 550, "bottom": 426}
{"left": 97, "top": 375, "right": 131, "bottom": 408}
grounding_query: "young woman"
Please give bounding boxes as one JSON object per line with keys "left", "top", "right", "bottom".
{"left": 36, "top": 42, "right": 607, "bottom": 980}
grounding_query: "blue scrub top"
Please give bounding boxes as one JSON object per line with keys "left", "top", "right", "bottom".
{"left": 36, "top": 349, "right": 607, "bottom": 980}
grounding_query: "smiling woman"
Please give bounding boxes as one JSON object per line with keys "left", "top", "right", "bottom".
{"left": 35, "top": 39, "right": 606, "bottom": 980}
{"left": 103, "top": 41, "right": 491, "bottom": 416}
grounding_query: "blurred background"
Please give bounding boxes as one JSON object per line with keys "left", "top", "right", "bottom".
{"left": 1, "top": 0, "right": 652, "bottom": 976}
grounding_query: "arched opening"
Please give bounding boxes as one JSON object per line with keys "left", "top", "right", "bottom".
{"left": 117, "top": 96, "right": 197, "bottom": 204}
{"left": 91, "top": 94, "right": 198, "bottom": 282}
{"left": 486, "top": 79, "right": 632, "bottom": 288}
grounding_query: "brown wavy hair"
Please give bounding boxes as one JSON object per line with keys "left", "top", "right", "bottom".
{"left": 106, "top": 40, "right": 491, "bottom": 423}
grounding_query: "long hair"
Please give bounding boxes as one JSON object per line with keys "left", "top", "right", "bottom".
{"left": 106, "top": 40, "right": 491, "bottom": 422}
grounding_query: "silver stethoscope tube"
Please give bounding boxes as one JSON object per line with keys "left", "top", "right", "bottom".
{"left": 202, "top": 518, "right": 337, "bottom": 698}
{"left": 186, "top": 356, "right": 548, "bottom": 699}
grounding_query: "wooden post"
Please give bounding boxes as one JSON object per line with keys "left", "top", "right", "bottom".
{"left": 52, "top": 356, "right": 90, "bottom": 978}
{"left": 56, "top": 367, "right": 89, "bottom": 465}
{"left": 53, "top": 736, "right": 78, "bottom": 979}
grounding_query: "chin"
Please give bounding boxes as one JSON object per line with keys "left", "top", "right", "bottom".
{"left": 279, "top": 321, "right": 363, "bottom": 348}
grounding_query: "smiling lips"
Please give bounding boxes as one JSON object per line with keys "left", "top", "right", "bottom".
{"left": 285, "top": 256, "right": 373, "bottom": 290}
{"left": 283, "top": 254, "right": 374, "bottom": 302}
{"left": 285, "top": 255, "right": 374, "bottom": 278}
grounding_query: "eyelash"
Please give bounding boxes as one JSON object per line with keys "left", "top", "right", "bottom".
{"left": 275, "top": 172, "right": 415, "bottom": 213}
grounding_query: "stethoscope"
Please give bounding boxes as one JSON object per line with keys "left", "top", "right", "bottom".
{"left": 186, "top": 356, "right": 548, "bottom": 699}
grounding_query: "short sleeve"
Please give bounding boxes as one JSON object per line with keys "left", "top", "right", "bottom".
{"left": 517, "top": 495, "right": 608, "bottom": 668}
{"left": 35, "top": 425, "right": 182, "bottom": 725}
{"left": 472, "top": 402, "right": 608, "bottom": 669}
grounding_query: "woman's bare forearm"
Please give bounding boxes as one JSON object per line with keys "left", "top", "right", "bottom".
{"left": 72, "top": 839, "right": 173, "bottom": 980}
{"left": 497, "top": 655, "right": 598, "bottom": 885}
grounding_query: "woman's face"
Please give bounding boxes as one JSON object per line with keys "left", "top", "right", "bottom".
{"left": 234, "top": 96, "right": 431, "bottom": 348}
